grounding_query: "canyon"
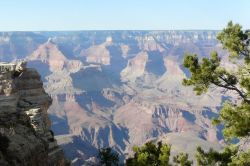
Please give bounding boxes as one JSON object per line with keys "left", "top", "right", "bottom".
{"left": 0, "top": 31, "right": 232, "bottom": 165}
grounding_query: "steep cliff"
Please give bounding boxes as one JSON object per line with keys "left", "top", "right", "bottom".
{"left": 0, "top": 62, "right": 66, "bottom": 166}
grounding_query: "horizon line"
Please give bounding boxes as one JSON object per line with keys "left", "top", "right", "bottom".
{"left": 0, "top": 29, "right": 222, "bottom": 32}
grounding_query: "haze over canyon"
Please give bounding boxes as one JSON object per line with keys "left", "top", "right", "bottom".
{"left": 0, "top": 31, "right": 234, "bottom": 165}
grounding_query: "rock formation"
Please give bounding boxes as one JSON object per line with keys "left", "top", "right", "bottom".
{"left": 121, "top": 51, "right": 148, "bottom": 82}
{"left": 27, "top": 40, "right": 82, "bottom": 73}
{"left": 0, "top": 31, "right": 230, "bottom": 165}
{"left": 0, "top": 62, "right": 66, "bottom": 166}
{"left": 80, "top": 43, "right": 111, "bottom": 65}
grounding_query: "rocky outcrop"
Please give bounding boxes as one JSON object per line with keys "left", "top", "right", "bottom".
{"left": 114, "top": 100, "right": 216, "bottom": 146}
{"left": 80, "top": 43, "right": 111, "bottom": 65}
{"left": 0, "top": 62, "right": 66, "bottom": 166}
{"left": 27, "top": 40, "right": 82, "bottom": 73}
{"left": 136, "top": 36, "right": 165, "bottom": 52}
{"left": 121, "top": 51, "right": 148, "bottom": 81}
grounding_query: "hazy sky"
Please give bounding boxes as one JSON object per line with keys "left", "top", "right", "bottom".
{"left": 0, "top": 0, "right": 249, "bottom": 31}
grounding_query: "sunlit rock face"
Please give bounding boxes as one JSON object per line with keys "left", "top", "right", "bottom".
{"left": 0, "top": 62, "right": 66, "bottom": 166}
{"left": 0, "top": 31, "right": 230, "bottom": 165}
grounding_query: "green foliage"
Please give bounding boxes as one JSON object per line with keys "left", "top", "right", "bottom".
{"left": 196, "top": 146, "right": 250, "bottom": 166}
{"left": 183, "top": 51, "right": 239, "bottom": 96}
{"left": 183, "top": 21, "right": 250, "bottom": 140}
{"left": 183, "top": 51, "right": 225, "bottom": 95}
{"left": 195, "top": 146, "right": 238, "bottom": 166}
{"left": 183, "top": 21, "right": 250, "bottom": 166}
{"left": 159, "top": 143, "right": 171, "bottom": 165}
{"left": 98, "top": 147, "right": 119, "bottom": 166}
{"left": 0, "top": 133, "right": 10, "bottom": 154}
{"left": 213, "top": 102, "right": 250, "bottom": 140}
{"left": 126, "top": 141, "right": 171, "bottom": 166}
{"left": 173, "top": 153, "right": 193, "bottom": 166}
{"left": 217, "top": 21, "right": 250, "bottom": 63}
{"left": 229, "top": 149, "right": 250, "bottom": 166}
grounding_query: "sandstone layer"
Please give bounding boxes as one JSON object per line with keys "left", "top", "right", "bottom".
{"left": 0, "top": 62, "right": 66, "bottom": 166}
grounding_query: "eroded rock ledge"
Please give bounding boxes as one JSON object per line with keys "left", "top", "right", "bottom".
{"left": 0, "top": 62, "right": 66, "bottom": 166}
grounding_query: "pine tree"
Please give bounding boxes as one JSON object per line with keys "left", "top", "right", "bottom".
{"left": 126, "top": 141, "right": 171, "bottom": 166}
{"left": 98, "top": 147, "right": 119, "bottom": 166}
{"left": 173, "top": 153, "right": 193, "bottom": 166}
{"left": 183, "top": 21, "right": 250, "bottom": 165}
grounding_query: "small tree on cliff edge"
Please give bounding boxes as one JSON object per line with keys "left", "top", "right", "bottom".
{"left": 126, "top": 141, "right": 171, "bottom": 166}
{"left": 98, "top": 147, "right": 119, "bottom": 166}
{"left": 126, "top": 141, "right": 192, "bottom": 166}
{"left": 183, "top": 21, "right": 250, "bottom": 165}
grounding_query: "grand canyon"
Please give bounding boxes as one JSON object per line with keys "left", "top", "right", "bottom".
{"left": 0, "top": 31, "right": 232, "bottom": 164}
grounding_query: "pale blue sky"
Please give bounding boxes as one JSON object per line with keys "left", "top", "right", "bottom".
{"left": 0, "top": 0, "right": 249, "bottom": 31}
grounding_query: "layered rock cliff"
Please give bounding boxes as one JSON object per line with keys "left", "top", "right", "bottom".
{"left": 0, "top": 62, "right": 66, "bottom": 166}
